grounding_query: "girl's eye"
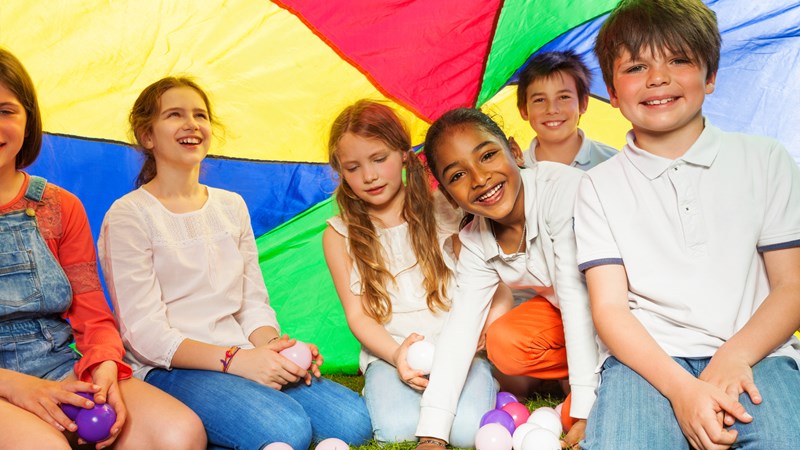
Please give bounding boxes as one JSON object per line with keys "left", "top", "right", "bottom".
{"left": 375, "top": 156, "right": 387, "bottom": 163}
{"left": 345, "top": 166, "right": 358, "bottom": 173}
{"left": 167, "top": 111, "right": 180, "bottom": 118}
{"left": 481, "top": 150, "right": 498, "bottom": 162}
{"left": 448, "top": 171, "right": 464, "bottom": 184}
{"left": 195, "top": 113, "right": 208, "bottom": 120}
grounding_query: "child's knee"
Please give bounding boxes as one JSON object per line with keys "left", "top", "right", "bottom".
{"left": 372, "top": 416, "right": 417, "bottom": 444}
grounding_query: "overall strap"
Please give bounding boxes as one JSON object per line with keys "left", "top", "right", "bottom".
{"left": 24, "top": 176, "right": 48, "bottom": 202}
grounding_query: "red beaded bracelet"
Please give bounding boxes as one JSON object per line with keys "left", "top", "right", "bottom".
{"left": 220, "top": 346, "right": 241, "bottom": 373}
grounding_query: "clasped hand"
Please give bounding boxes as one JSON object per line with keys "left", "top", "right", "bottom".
{"left": 669, "top": 356, "right": 756, "bottom": 450}
{"left": 228, "top": 335, "right": 323, "bottom": 390}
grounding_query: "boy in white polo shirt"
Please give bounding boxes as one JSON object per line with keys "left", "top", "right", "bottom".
{"left": 574, "top": 1, "right": 800, "bottom": 449}
{"left": 515, "top": 50, "right": 617, "bottom": 171}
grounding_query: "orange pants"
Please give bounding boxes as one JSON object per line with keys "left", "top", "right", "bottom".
{"left": 485, "top": 295, "right": 576, "bottom": 428}
{"left": 485, "top": 295, "right": 568, "bottom": 379}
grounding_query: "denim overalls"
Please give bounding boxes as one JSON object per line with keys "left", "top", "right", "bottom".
{"left": 0, "top": 176, "right": 78, "bottom": 381}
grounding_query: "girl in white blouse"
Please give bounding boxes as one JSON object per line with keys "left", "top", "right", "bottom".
{"left": 322, "top": 100, "right": 496, "bottom": 447}
{"left": 98, "top": 77, "right": 371, "bottom": 450}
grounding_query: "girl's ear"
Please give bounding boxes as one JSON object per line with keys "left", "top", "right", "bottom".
{"left": 140, "top": 129, "right": 155, "bottom": 150}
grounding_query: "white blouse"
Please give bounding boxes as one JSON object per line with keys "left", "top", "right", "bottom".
{"left": 98, "top": 187, "right": 279, "bottom": 379}
{"left": 327, "top": 191, "right": 460, "bottom": 372}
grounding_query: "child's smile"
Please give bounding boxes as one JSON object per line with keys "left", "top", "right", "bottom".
{"left": 435, "top": 127, "right": 523, "bottom": 225}
{"left": 609, "top": 47, "right": 716, "bottom": 156}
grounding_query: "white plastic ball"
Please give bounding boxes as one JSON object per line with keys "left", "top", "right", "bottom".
{"left": 520, "top": 426, "right": 560, "bottom": 450}
{"left": 406, "top": 340, "right": 435, "bottom": 374}
{"left": 526, "top": 407, "right": 562, "bottom": 437}
{"left": 512, "top": 423, "right": 540, "bottom": 450}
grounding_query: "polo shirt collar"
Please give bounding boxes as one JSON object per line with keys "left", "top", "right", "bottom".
{"left": 477, "top": 168, "right": 539, "bottom": 261}
{"left": 526, "top": 129, "right": 590, "bottom": 168}
{"left": 572, "top": 128, "right": 591, "bottom": 166}
{"left": 623, "top": 118, "right": 721, "bottom": 180}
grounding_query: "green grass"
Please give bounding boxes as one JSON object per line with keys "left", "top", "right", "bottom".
{"left": 326, "top": 375, "right": 566, "bottom": 450}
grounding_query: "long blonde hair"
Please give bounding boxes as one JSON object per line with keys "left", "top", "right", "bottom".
{"left": 328, "top": 100, "right": 451, "bottom": 323}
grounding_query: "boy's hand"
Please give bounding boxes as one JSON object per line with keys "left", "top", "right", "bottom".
{"left": 668, "top": 377, "right": 751, "bottom": 450}
{"left": 700, "top": 352, "right": 761, "bottom": 426}
{"left": 393, "top": 333, "right": 429, "bottom": 391}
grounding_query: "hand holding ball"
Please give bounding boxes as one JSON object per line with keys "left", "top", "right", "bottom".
{"left": 280, "top": 341, "right": 313, "bottom": 370}
{"left": 60, "top": 392, "right": 94, "bottom": 420}
{"left": 60, "top": 392, "right": 117, "bottom": 443}
{"left": 406, "top": 340, "right": 435, "bottom": 375}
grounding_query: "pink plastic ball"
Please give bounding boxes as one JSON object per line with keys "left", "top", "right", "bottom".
{"left": 501, "top": 401, "right": 531, "bottom": 427}
{"left": 280, "top": 341, "right": 313, "bottom": 370}
{"left": 475, "top": 423, "right": 513, "bottom": 450}
{"left": 264, "top": 443, "right": 294, "bottom": 450}
{"left": 315, "top": 438, "right": 349, "bottom": 450}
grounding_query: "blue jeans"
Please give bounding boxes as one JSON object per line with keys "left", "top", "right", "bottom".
{"left": 364, "top": 356, "right": 496, "bottom": 447}
{"left": 583, "top": 356, "right": 800, "bottom": 449}
{"left": 146, "top": 368, "right": 372, "bottom": 450}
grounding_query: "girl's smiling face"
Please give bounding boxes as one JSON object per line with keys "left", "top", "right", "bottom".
{"left": 434, "top": 125, "right": 522, "bottom": 224}
{"left": 0, "top": 82, "right": 26, "bottom": 177}
{"left": 142, "top": 86, "right": 212, "bottom": 170}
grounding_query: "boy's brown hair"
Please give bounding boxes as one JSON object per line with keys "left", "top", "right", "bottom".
{"left": 594, "top": 0, "right": 721, "bottom": 93}
{"left": 516, "top": 50, "right": 592, "bottom": 110}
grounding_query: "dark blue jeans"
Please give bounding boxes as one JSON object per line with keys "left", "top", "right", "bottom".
{"left": 146, "top": 368, "right": 372, "bottom": 450}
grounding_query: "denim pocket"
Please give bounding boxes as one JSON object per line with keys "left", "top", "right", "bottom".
{"left": 0, "top": 250, "right": 40, "bottom": 308}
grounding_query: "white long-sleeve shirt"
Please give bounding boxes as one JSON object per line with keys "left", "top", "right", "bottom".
{"left": 417, "top": 164, "right": 599, "bottom": 440}
{"left": 98, "top": 187, "right": 279, "bottom": 379}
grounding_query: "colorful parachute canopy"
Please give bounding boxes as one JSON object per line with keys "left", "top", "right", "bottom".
{"left": 3, "top": 1, "right": 798, "bottom": 373}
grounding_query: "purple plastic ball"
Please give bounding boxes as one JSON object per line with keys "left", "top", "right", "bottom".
{"left": 75, "top": 403, "right": 116, "bottom": 442}
{"left": 60, "top": 392, "right": 94, "bottom": 421}
{"left": 495, "top": 391, "right": 518, "bottom": 410}
{"left": 480, "top": 408, "right": 516, "bottom": 435}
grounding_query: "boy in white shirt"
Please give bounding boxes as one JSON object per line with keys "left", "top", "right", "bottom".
{"left": 574, "top": 1, "right": 800, "bottom": 449}
{"left": 516, "top": 50, "right": 617, "bottom": 171}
